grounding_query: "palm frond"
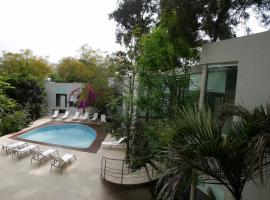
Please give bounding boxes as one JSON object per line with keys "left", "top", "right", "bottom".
{"left": 206, "top": 187, "right": 217, "bottom": 200}
{"left": 157, "top": 103, "right": 270, "bottom": 200}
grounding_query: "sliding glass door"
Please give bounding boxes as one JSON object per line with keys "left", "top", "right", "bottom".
{"left": 206, "top": 65, "right": 237, "bottom": 112}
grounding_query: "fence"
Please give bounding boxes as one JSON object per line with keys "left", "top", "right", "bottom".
{"left": 100, "top": 156, "right": 161, "bottom": 185}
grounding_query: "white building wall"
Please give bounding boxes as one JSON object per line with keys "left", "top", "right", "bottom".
{"left": 45, "top": 82, "right": 83, "bottom": 113}
{"left": 200, "top": 31, "right": 270, "bottom": 110}
{"left": 200, "top": 31, "right": 270, "bottom": 200}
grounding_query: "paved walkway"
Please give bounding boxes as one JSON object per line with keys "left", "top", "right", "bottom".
{"left": 0, "top": 117, "right": 153, "bottom": 200}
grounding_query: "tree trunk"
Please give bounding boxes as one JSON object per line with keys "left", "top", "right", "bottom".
{"left": 190, "top": 184, "right": 196, "bottom": 200}
{"left": 126, "top": 134, "right": 130, "bottom": 160}
{"left": 145, "top": 88, "right": 150, "bottom": 122}
{"left": 232, "top": 191, "right": 241, "bottom": 200}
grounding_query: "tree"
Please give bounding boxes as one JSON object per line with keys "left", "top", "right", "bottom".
{"left": 5, "top": 73, "right": 46, "bottom": 120}
{"left": 109, "top": 0, "right": 158, "bottom": 48}
{"left": 0, "top": 49, "right": 52, "bottom": 79}
{"left": 77, "top": 84, "right": 97, "bottom": 112}
{"left": 0, "top": 50, "right": 49, "bottom": 133}
{"left": 109, "top": 0, "right": 160, "bottom": 160}
{"left": 78, "top": 49, "right": 115, "bottom": 110}
{"left": 0, "top": 76, "right": 16, "bottom": 118}
{"left": 90, "top": 69, "right": 114, "bottom": 111}
{"left": 57, "top": 57, "right": 94, "bottom": 82}
{"left": 137, "top": 26, "right": 198, "bottom": 120}
{"left": 160, "top": 0, "right": 270, "bottom": 45}
{"left": 157, "top": 104, "right": 270, "bottom": 200}
{"left": 78, "top": 44, "right": 103, "bottom": 67}
{"left": 0, "top": 76, "right": 30, "bottom": 136}
{"left": 105, "top": 51, "right": 133, "bottom": 77}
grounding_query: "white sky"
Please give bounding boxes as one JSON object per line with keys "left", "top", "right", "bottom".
{"left": 0, "top": 0, "right": 122, "bottom": 63}
{"left": 0, "top": 0, "right": 268, "bottom": 63}
{"left": 236, "top": 8, "right": 268, "bottom": 37}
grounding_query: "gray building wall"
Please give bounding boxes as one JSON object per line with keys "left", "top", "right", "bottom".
{"left": 200, "top": 31, "right": 270, "bottom": 110}
{"left": 45, "top": 82, "right": 83, "bottom": 113}
{"left": 200, "top": 31, "right": 270, "bottom": 200}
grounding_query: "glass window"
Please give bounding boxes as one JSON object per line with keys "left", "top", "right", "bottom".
{"left": 189, "top": 73, "right": 202, "bottom": 91}
{"left": 184, "top": 73, "right": 201, "bottom": 104}
{"left": 207, "top": 70, "right": 227, "bottom": 94}
{"left": 186, "top": 65, "right": 237, "bottom": 132}
{"left": 56, "top": 94, "right": 67, "bottom": 107}
{"left": 206, "top": 66, "right": 237, "bottom": 113}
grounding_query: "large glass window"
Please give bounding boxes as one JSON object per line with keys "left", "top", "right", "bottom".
{"left": 189, "top": 73, "right": 202, "bottom": 91}
{"left": 188, "top": 73, "right": 202, "bottom": 103}
{"left": 206, "top": 65, "right": 237, "bottom": 112}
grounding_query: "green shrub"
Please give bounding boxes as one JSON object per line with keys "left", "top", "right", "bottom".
{"left": 0, "top": 110, "right": 30, "bottom": 136}
{"left": 5, "top": 74, "right": 46, "bottom": 120}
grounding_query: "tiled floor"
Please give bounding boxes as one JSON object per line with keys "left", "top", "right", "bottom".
{"left": 0, "top": 117, "right": 153, "bottom": 200}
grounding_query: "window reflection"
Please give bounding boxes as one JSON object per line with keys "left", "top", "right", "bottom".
{"left": 206, "top": 66, "right": 237, "bottom": 113}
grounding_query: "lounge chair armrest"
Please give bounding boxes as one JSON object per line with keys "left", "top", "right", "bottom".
{"left": 51, "top": 149, "right": 59, "bottom": 156}
{"left": 23, "top": 143, "right": 29, "bottom": 148}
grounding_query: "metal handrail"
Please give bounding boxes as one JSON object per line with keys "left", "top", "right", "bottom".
{"left": 104, "top": 173, "right": 150, "bottom": 179}
{"left": 102, "top": 155, "right": 153, "bottom": 162}
{"left": 101, "top": 156, "right": 161, "bottom": 185}
{"left": 105, "top": 167, "right": 149, "bottom": 174}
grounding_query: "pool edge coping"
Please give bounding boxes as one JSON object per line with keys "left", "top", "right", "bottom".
{"left": 10, "top": 121, "right": 108, "bottom": 153}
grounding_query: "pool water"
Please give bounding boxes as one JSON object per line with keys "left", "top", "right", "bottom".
{"left": 19, "top": 124, "right": 96, "bottom": 148}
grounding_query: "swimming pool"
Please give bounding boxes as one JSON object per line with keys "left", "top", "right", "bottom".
{"left": 19, "top": 124, "right": 97, "bottom": 149}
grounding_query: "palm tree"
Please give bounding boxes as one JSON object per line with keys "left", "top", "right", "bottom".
{"left": 156, "top": 104, "right": 270, "bottom": 200}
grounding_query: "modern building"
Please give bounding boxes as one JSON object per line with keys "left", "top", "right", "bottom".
{"left": 196, "top": 31, "right": 270, "bottom": 200}
{"left": 196, "top": 30, "right": 270, "bottom": 111}
{"left": 45, "top": 81, "right": 83, "bottom": 113}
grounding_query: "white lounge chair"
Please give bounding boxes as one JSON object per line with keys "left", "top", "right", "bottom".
{"left": 30, "top": 147, "right": 58, "bottom": 165}
{"left": 71, "top": 111, "right": 80, "bottom": 120}
{"left": 90, "top": 113, "right": 98, "bottom": 121}
{"left": 50, "top": 154, "right": 76, "bottom": 174}
{"left": 51, "top": 110, "right": 59, "bottom": 119}
{"left": 12, "top": 144, "right": 38, "bottom": 159}
{"left": 1, "top": 141, "right": 27, "bottom": 155}
{"left": 100, "top": 114, "right": 106, "bottom": 123}
{"left": 80, "top": 112, "right": 89, "bottom": 120}
{"left": 61, "top": 110, "right": 70, "bottom": 120}
{"left": 101, "top": 137, "right": 126, "bottom": 148}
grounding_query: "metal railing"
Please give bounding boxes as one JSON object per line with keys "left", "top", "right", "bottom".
{"left": 100, "top": 156, "right": 161, "bottom": 185}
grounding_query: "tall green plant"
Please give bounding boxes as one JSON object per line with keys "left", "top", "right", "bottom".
{"left": 0, "top": 76, "right": 16, "bottom": 118}
{"left": 157, "top": 104, "right": 270, "bottom": 200}
{"left": 5, "top": 74, "right": 46, "bottom": 120}
{"left": 160, "top": 0, "right": 270, "bottom": 44}
{"left": 0, "top": 76, "right": 30, "bottom": 136}
{"left": 138, "top": 26, "right": 198, "bottom": 119}
{"left": 0, "top": 50, "right": 52, "bottom": 79}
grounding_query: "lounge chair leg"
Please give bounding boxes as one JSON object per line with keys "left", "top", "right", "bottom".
{"left": 31, "top": 158, "right": 32, "bottom": 165}
{"left": 61, "top": 168, "right": 63, "bottom": 175}
{"left": 50, "top": 165, "right": 52, "bottom": 172}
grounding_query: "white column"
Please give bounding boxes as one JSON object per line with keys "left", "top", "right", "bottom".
{"left": 198, "top": 64, "right": 208, "bottom": 110}
{"left": 191, "top": 64, "right": 208, "bottom": 200}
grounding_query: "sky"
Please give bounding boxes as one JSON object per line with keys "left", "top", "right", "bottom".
{"left": 0, "top": 0, "right": 267, "bottom": 63}
{"left": 0, "top": 0, "right": 122, "bottom": 63}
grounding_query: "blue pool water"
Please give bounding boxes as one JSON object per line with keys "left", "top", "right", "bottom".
{"left": 19, "top": 124, "right": 96, "bottom": 148}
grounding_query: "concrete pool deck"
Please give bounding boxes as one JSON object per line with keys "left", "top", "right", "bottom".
{"left": 0, "top": 117, "right": 153, "bottom": 200}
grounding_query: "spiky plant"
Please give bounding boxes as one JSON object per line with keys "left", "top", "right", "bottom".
{"left": 156, "top": 104, "right": 270, "bottom": 200}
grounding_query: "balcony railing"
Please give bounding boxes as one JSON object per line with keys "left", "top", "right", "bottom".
{"left": 100, "top": 156, "right": 161, "bottom": 185}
